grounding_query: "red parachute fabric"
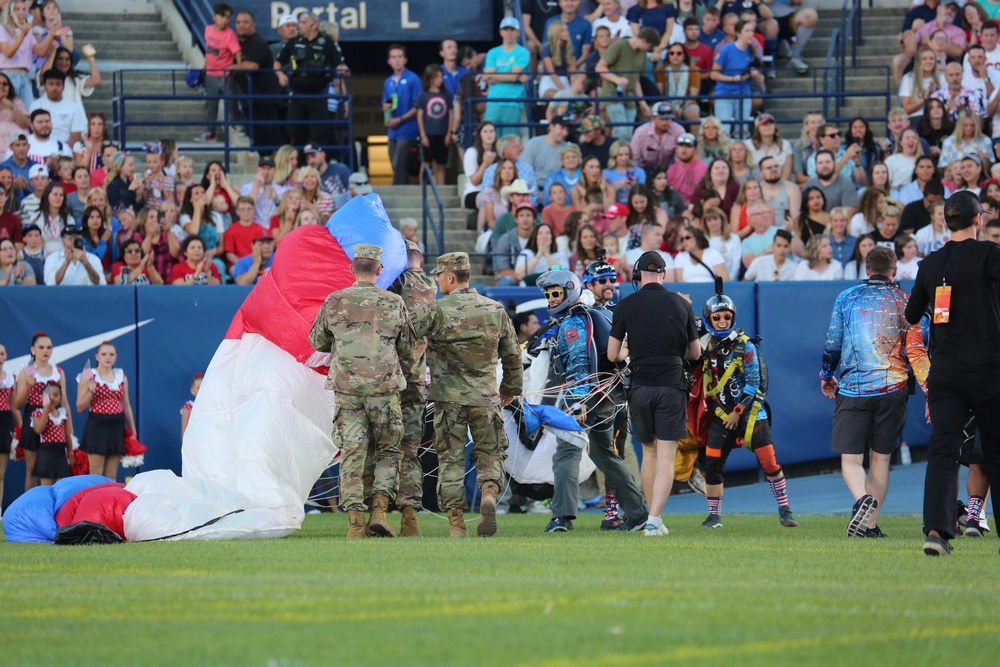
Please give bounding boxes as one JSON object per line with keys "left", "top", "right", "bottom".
{"left": 226, "top": 225, "right": 353, "bottom": 374}
{"left": 54, "top": 482, "right": 137, "bottom": 539}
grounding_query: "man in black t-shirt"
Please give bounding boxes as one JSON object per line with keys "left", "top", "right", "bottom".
{"left": 906, "top": 190, "right": 1000, "bottom": 557}
{"left": 232, "top": 11, "right": 287, "bottom": 154}
{"left": 608, "top": 251, "right": 700, "bottom": 537}
{"left": 899, "top": 179, "right": 944, "bottom": 235}
{"left": 274, "top": 12, "right": 343, "bottom": 148}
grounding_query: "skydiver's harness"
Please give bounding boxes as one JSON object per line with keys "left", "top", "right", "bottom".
{"left": 540, "top": 305, "right": 624, "bottom": 404}
{"left": 702, "top": 329, "right": 768, "bottom": 449}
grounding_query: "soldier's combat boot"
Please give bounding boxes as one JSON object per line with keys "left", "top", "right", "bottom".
{"left": 347, "top": 510, "right": 366, "bottom": 539}
{"left": 367, "top": 493, "right": 396, "bottom": 537}
{"left": 448, "top": 507, "right": 468, "bottom": 538}
{"left": 400, "top": 506, "right": 421, "bottom": 537}
{"left": 478, "top": 482, "right": 499, "bottom": 537}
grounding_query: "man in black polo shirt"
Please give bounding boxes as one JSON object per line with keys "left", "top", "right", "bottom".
{"left": 608, "top": 251, "right": 701, "bottom": 537}
{"left": 900, "top": 179, "right": 944, "bottom": 235}
{"left": 232, "top": 10, "right": 286, "bottom": 154}
{"left": 906, "top": 190, "right": 1000, "bottom": 557}
{"left": 274, "top": 11, "right": 342, "bottom": 148}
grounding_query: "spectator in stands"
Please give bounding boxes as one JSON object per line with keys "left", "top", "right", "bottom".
{"left": 141, "top": 142, "right": 173, "bottom": 211}
{"left": 79, "top": 204, "right": 109, "bottom": 271}
{"left": 0, "top": 181, "right": 20, "bottom": 244}
{"left": 622, "top": 221, "right": 671, "bottom": 281}
{"left": 274, "top": 12, "right": 342, "bottom": 148}
{"left": 462, "top": 120, "right": 496, "bottom": 210}
{"left": 901, "top": 178, "right": 944, "bottom": 236}
{"left": 693, "top": 116, "right": 728, "bottom": 164}
{"left": 593, "top": 0, "right": 634, "bottom": 40}
{"left": 627, "top": 0, "right": 677, "bottom": 60}
{"left": 41, "top": 46, "right": 98, "bottom": 113}
{"left": 850, "top": 187, "right": 885, "bottom": 237}
{"left": 711, "top": 19, "right": 759, "bottom": 138}
{"left": 522, "top": 0, "right": 561, "bottom": 68}
{"left": 195, "top": 3, "right": 241, "bottom": 144}
{"left": 647, "top": 167, "right": 686, "bottom": 216}
{"left": 789, "top": 184, "right": 829, "bottom": 254}
{"left": 885, "top": 128, "right": 925, "bottom": 192}
{"left": 791, "top": 111, "right": 825, "bottom": 184}
{"left": 239, "top": 155, "right": 284, "bottom": 229}
{"left": 223, "top": 196, "right": 261, "bottom": 268}
{"left": 939, "top": 108, "right": 993, "bottom": 168}
{"left": 270, "top": 14, "right": 298, "bottom": 60}
{"left": 171, "top": 236, "right": 221, "bottom": 285}
{"left": 576, "top": 115, "right": 609, "bottom": 167}
{"left": 897, "top": 155, "right": 942, "bottom": 205}
{"left": 1, "top": 0, "right": 58, "bottom": 105}
{"left": 699, "top": 7, "right": 726, "bottom": 51}
{"left": 333, "top": 171, "right": 371, "bottom": 210}
{"left": 702, "top": 205, "right": 741, "bottom": 278}
{"left": 17, "top": 221, "right": 43, "bottom": 278}
{"left": 740, "top": 200, "right": 780, "bottom": 271}
{"left": 105, "top": 152, "right": 145, "bottom": 216}
{"left": 493, "top": 197, "right": 538, "bottom": 285}
{"left": 72, "top": 112, "right": 107, "bottom": 173}
{"left": 24, "top": 108, "right": 70, "bottom": 167}
{"left": 793, "top": 235, "right": 843, "bottom": 281}
{"left": 805, "top": 150, "right": 859, "bottom": 214}
{"left": 956, "top": 154, "right": 987, "bottom": 195}
{"left": 696, "top": 158, "right": 739, "bottom": 216}
{"left": 870, "top": 200, "right": 901, "bottom": 250}
{"left": 0, "top": 71, "right": 27, "bottom": 155}
{"left": 604, "top": 139, "right": 645, "bottom": 204}
{"left": 482, "top": 134, "right": 538, "bottom": 205}
{"left": 230, "top": 10, "right": 285, "bottom": 155}
{"left": 89, "top": 142, "right": 116, "bottom": 190}
{"left": 233, "top": 236, "right": 273, "bottom": 285}
{"left": 596, "top": 27, "right": 659, "bottom": 140}
{"left": 110, "top": 238, "right": 163, "bottom": 285}
{"left": 573, "top": 155, "right": 616, "bottom": 209}
{"left": 903, "top": 1, "right": 967, "bottom": 71}
{"left": 540, "top": 20, "right": 576, "bottom": 100}
{"left": 268, "top": 189, "right": 300, "bottom": 242}
{"left": 542, "top": 144, "right": 582, "bottom": 207}
{"left": 478, "top": 157, "right": 517, "bottom": 232}
{"left": 303, "top": 143, "right": 348, "bottom": 199}
{"left": 109, "top": 202, "right": 141, "bottom": 265}
{"left": 19, "top": 162, "right": 47, "bottom": 225}
{"left": 674, "top": 225, "right": 727, "bottom": 282}
{"left": 381, "top": 43, "right": 421, "bottom": 186}
{"left": 44, "top": 225, "right": 104, "bottom": 285}
{"left": 841, "top": 233, "right": 874, "bottom": 281}
{"left": 416, "top": 64, "right": 451, "bottom": 186}
{"left": 683, "top": 16, "right": 714, "bottom": 75}
{"left": 140, "top": 203, "right": 178, "bottom": 278}
{"left": 0, "top": 131, "right": 34, "bottom": 203}
{"left": 296, "top": 166, "right": 333, "bottom": 219}
{"left": 545, "top": 72, "right": 589, "bottom": 124}
{"left": 624, "top": 184, "right": 668, "bottom": 246}
{"left": 0, "top": 234, "right": 35, "bottom": 283}
{"left": 900, "top": 47, "right": 946, "bottom": 122}
{"left": 31, "top": 178, "right": 69, "bottom": 250}
{"left": 482, "top": 18, "right": 530, "bottom": 135}
{"left": 271, "top": 146, "right": 297, "bottom": 189}
{"left": 439, "top": 38, "right": 469, "bottom": 102}
{"left": 807, "top": 123, "right": 866, "bottom": 187}
{"left": 515, "top": 219, "right": 569, "bottom": 285}
{"left": 488, "top": 178, "right": 533, "bottom": 247}
{"left": 826, "top": 206, "right": 855, "bottom": 266}
{"left": 546, "top": 0, "right": 593, "bottom": 62}
{"left": 541, "top": 182, "right": 573, "bottom": 235}
{"left": 567, "top": 222, "right": 599, "bottom": 275}
{"left": 930, "top": 62, "right": 986, "bottom": 120}
{"left": 666, "top": 132, "right": 707, "bottom": 205}
{"left": 630, "top": 101, "right": 684, "bottom": 171}
{"left": 747, "top": 114, "right": 792, "bottom": 181}
{"left": 759, "top": 155, "right": 801, "bottom": 228}
{"left": 918, "top": 98, "right": 952, "bottom": 161}
{"left": 743, "top": 228, "right": 796, "bottom": 282}
{"left": 659, "top": 43, "right": 700, "bottom": 123}
{"left": 914, "top": 199, "right": 950, "bottom": 254}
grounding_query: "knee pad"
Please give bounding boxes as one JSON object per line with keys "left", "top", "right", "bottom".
{"left": 704, "top": 456, "right": 725, "bottom": 486}
{"left": 754, "top": 444, "right": 781, "bottom": 477}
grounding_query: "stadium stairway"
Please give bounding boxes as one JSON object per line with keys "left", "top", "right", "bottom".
{"left": 373, "top": 184, "right": 490, "bottom": 283}
{"left": 765, "top": 6, "right": 903, "bottom": 132}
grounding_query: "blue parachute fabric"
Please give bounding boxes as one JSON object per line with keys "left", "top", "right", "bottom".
{"left": 2, "top": 475, "right": 112, "bottom": 542}
{"left": 523, "top": 402, "right": 586, "bottom": 435}
{"left": 325, "top": 194, "right": 407, "bottom": 289}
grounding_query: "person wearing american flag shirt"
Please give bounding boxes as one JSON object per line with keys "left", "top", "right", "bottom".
{"left": 931, "top": 62, "right": 987, "bottom": 120}
{"left": 76, "top": 341, "right": 135, "bottom": 482}
{"left": 22, "top": 108, "right": 71, "bottom": 168}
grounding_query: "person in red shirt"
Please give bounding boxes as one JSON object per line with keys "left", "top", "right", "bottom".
{"left": 0, "top": 184, "right": 22, "bottom": 250}
{"left": 197, "top": 3, "right": 243, "bottom": 142}
{"left": 683, "top": 17, "right": 714, "bottom": 79}
{"left": 170, "top": 236, "right": 222, "bottom": 285}
{"left": 224, "top": 195, "right": 261, "bottom": 265}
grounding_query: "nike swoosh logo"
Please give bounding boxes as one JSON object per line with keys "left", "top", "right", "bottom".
{"left": 5, "top": 320, "right": 154, "bottom": 375}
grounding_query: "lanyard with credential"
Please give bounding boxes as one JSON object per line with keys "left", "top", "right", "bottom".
{"left": 934, "top": 244, "right": 957, "bottom": 324}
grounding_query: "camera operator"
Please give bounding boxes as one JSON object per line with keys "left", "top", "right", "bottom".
{"left": 43, "top": 226, "right": 105, "bottom": 286}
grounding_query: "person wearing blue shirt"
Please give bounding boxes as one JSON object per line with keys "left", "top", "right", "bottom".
{"left": 0, "top": 133, "right": 40, "bottom": 207}
{"left": 233, "top": 237, "right": 274, "bottom": 285}
{"left": 627, "top": 0, "right": 677, "bottom": 57}
{"left": 439, "top": 38, "right": 469, "bottom": 100}
{"left": 382, "top": 44, "right": 422, "bottom": 185}
{"left": 544, "top": 0, "right": 594, "bottom": 61}
{"left": 698, "top": 8, "right": 726, "bottom": 51}
{"left": 483, "top": 18, "right": 531, "bottom": 136}
{"left": 711, "top": 19, "right": 757, "bottom": 137}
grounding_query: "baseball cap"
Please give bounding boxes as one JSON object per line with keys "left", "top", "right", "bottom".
{"left": 9, "top": 132, "right": 28, "bottom": 144}
{"left": 756, "top": 113, "right": 776, "bottom": 125}
{"left": 580, "top": 115, "right": 605, "bottom": 133}
{"left": 22, "top": 223, "right": 41, "bottom": 236}
{"left": 60, "top": 225, "right": 82, "bottom": 237}
{"left": 635, "top": 251, "right": 666, "bottom": 273}
{"left": 349, "top": 172, "right": 372, "bottom": 195}
{"left": 499, "top": 17, "right": 520, "bottom": 30}
{"left": 605, "top": 203, "right": 629, "bottom": 218}
{"left": 303, "top": 143, "right": 322, "bottom": 155}
{"left": 258, "top": 156, "right": 276, "bottom": 168}
{"left": 551, "top": 114, "right": 574, "bottom": 127}
{"left": 677, "top": 133, "right": 697, "bottom": 147}
{"left": 514, "top": 201, "right": 536, "bottom": 215}
{"left": 944, "top": 190, "right": 984, "bottom": 225}
{"left": 29, "top": 164, "right": 48, "bottom": 179}
{"left": 652, "top": 101, "right": 674, "bottom": 119}
{"left": 278, "top": 14, "right": 297, "bottom": 27}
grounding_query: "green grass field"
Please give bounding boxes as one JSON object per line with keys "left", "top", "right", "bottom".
{"left": 1, "top": 513, "right": 998, "bottom": 667}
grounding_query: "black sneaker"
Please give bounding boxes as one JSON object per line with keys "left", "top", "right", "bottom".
{"left": 923, "top": 534, "right": 953, "bottom": 557}
{"left": 701, "top": 513, "right": 722, "bottom": 529}
{"left": 866, "top": 525, "right": 888, "bottom": 538}
{"left": 544, "top": 517, "right": 573, "bottom": 533}
{"left": 847, "top": 495, "right": 878, "bottom": 538}
{"left": 965, "top": 520, "right": 984, "bottom": 538}
{"left": 622, "top": 516, "right": 648, "bottom": 532}
{"left": 779, "top": 506, "right": 798, "bottom": 527}
{"left": 600, "top": 516, "right": 625, "bottom": 531}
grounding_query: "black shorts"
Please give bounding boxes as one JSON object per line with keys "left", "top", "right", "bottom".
{"left": 960, "top": 414, "right": 986, "bottom": 466}
{"left": 832, "top": 389, "right": 908, "bottom": 456}
{"left": 629, "top": 385, "right": 687, "bottom": 443}
{"left": 707, "top": 415, "right": 773, "bottom": 458}
{"left": 421, "top": 135, "right": 448, "bottom": 166}
{"left": 777, "top": 12, "right": 798, "bottom": 43}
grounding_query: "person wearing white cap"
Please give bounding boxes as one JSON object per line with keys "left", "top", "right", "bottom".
{"left": 17, "top": 163, "right": 50, "bottom": 223}
{"left": 269, "top": 14, "right": 299, "bottom": 61}
{"left": 482, "top": 18, "right": 531, "bottom": 136}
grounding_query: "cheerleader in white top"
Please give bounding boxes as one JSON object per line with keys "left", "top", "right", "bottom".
{"left": 180, "top": 372, "right": 203, "bottom": 440}
{"left": 0, "top": 342, "right": 24, "bottom": 506}
{"left": 76, "top": 341, "right": 136, "bottom": 480}
{"left": 31, "top": 383, "right": 72, "bottom": 485}
{"left": 13, "top": 332, "right": 71, "bottom": 491}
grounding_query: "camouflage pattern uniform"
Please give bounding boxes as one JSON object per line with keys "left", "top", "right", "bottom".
{"left": 389, "top": 240, "right": 438, "bottom": 509}
{"left": 411, "top": 252, "right": 523, "bottom": 511}
{"left": 308, "top": 244, "right": 417, "bottom": 511}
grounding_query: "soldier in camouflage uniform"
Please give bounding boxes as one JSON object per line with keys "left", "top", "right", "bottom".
{"left": 308, "top": 243, "right": 417, "bottom": 539}
{"left": 411, "top": 252, "right": 523, "bottom": 537}
{"left": 387, "top": 239, "right": 437, "bottom": 537}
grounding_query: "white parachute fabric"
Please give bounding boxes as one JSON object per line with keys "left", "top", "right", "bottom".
{"left": 502, "top": 411, "right": 595, "bottom": 485}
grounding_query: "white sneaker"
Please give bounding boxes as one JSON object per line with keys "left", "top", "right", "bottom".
{"left": 525, "top": 501, "right": 552, "bottom": 515}
{"left": 643, "top": 522, "right": 669, "bottom": 537}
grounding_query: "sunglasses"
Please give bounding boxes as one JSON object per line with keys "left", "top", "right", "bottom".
{"left": 824, "top": 131, "right": 840, "bottom": 138}
{"left": 124, "top": 248, "right": 142, "bottom": 254}
{"left": 710, "top": 313, "right": 733, "bottom": 322}
{"left": 680, "top": 235, "right": 693, "bottom": 241}
{"left": 593, "top": 277, "right": 615, "bottom": 285}
{"left": 543, "top": 289, "right": 565, "bottom": 299}
{"left": 668, "top": 50, "right": 684, "bottom": 56}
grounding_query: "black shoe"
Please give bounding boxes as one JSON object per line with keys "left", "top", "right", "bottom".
{"left": 965, "top": 520, "right": 984, "bottom": 538}
{"left": 545, "top": 517, "right": 573, "bottom": 533}
{"left": 779, "top": 506, "right": 798, "bottom": 528}
{"left": 847, "top": 495, "right": 878, "bottom": 538}
{"left": 600, "top": 516, "right": 625, "bottom": 531}
{"left": 866, "top": 525, "right": 888, "bottom": 538}
{"left": 923, "top": 534, "right": 953, "bottom": 557}
{"left": 701, "top": 513, "right": 723, "bottom": 529}
{"left": 622, "top": 516, "right": 648, "bottom": 532}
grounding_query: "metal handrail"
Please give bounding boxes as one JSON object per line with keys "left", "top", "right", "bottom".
{"left": 421, "top": 166, "right": 446, "bottom": 256}
{"left": 172, "top": 0, "right": 211, "bottom": 51}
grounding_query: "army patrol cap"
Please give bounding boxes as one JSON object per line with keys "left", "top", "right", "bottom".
{"left": 431, "top": 252, "right": 472, "bottom": 274}
{"left": 404, "top": 239, "right": 421, "bottom": 252}
{"left": 354, "top": 243, "right": 383, "bottom": 262}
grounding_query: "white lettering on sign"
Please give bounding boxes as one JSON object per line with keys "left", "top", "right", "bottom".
{"left": 270, "top": 2, "right": 367, "bottom": 31}
{"left": 400, "top": 2, "right": 420, "bottom": 29}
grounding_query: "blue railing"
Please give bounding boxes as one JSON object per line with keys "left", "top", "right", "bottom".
{"left": 421, "top": 166, "right": 446, "bottom": 256}
{"left": 110, "top": 69, "right": 354, "bottom": 171}
{"left": 172, "top": 0, "right": 211, "bottom": 51}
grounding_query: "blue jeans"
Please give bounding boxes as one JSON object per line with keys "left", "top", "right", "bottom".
{"left": 605, "top": 103, "right": 633, "bottom": 140}
{"left": 3, "top": 71, "right": 34, "bottom": 106}
{"left": 714, "top": 97, "right": 753, "bottom": 139}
